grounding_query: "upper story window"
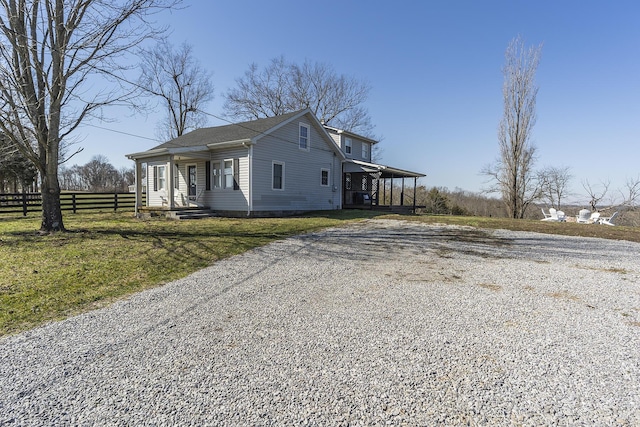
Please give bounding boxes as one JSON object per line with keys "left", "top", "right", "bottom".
{"left": 345, "top": 137, "right": 352, "bottom": 154}
{"left": 362, "top": 142, "right": 369, "bottom": 160}
{"left": 299, "top": 123, "right": 309, "bottom": 150}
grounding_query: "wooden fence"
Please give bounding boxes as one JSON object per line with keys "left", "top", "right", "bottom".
{"left": 0, "top": 192, "right": 146, "bottom": 216}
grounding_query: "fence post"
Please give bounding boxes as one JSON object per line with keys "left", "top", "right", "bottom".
{"left": 72, "top": 193, "right": 76, "bottom": 214}
{"left": 22, "top": 192, "right": 27, "bottom": 216}
{"left": 114, "top": 193, "right": 118, "bottom": 212}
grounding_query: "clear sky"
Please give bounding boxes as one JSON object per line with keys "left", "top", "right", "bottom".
{"left": 78, "top": 0, "right": 640, "bottom": 204}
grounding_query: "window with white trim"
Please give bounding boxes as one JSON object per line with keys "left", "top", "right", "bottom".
{"left": 174, "top": 164, "right": 180, "bottom": 189}
{"left": 157, "top": 165, "right": 166, "bottom": 190}
{"left": 223, "top": 159, "right": 233, "bottom": 189}
{"left": 272, "top": 161, "right": 284, "bottom": 190}
{"left": 321, "top": 168, "right": 330, "bottom": 186}
{"left": 299, "top": 123, "right": 309, "bottom": 150}
{"left": 212, "top": 162, "right": 221, "bottom": 188}
{"left": 362, "top": 142, "right": 369, "bottom": 160}
{"left": 345, "top": 137, "right": 352, "bottom": 154}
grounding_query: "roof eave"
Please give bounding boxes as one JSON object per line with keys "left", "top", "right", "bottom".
{"left": 207, "top": 139, "right": 253, "bottom": 149}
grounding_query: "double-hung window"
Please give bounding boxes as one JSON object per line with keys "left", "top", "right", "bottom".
{"left": 321, "top": 169, "right": 329, "bottom": 186}
{"left": 155, "top": 165, "right": 166, "bottom": 191}
{"left": 345, "top": 137, "right": 352, "bottom": 155}
{"left": 362, "top": 142, "right": 369, "bottom": 160}
{"left": 273, "top": 161, "right": 284, "bottom": 190}
{"left": 299, "top": 123, "right": 309, "bottom": 151}
{"left": 212, "top": 161, "right": 221, "bottom": 188}
{"left": 223, "top": 159, "right": 234, "bottom": 189}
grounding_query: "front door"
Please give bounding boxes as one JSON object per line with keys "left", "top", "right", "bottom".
{"left": 188, "top": 165, "right": 197, "bottom": 199}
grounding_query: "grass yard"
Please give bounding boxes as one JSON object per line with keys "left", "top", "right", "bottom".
{"left": 1, "top": 210, "right": 638, "bottom": 336}
{"left": 0, "top": 210, "right": 379, "bottom": 336}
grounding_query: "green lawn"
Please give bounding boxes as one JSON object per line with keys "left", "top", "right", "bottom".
{"left": 1, "top": 210, "right": 638, "bottom": 336}
{"left": 0, "top": 210, "right": 379, "bottom": 336}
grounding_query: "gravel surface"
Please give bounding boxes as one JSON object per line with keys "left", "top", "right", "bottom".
{"left": 1, "top": 218, "right": 640, "bottom": 426}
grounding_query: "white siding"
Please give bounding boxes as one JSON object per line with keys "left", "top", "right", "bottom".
{"left": 202, "top": 148, "right": 250, "bottom": 212}
{"left": 252, "top": 118, "right": 340, "bottom": 211}
{"left": 146, "top": 159, "right": 169, "bottom": 207}
{"left": 324, "top": 128, "right": 372, "bottom": 162}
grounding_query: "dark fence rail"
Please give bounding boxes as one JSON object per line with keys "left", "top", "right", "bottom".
{"left": 0, "top": 192, "right": 146, "bottom": 216}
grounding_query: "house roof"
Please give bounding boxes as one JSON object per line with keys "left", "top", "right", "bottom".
{"left": 126, "top": 109, "right": 345, "bottom": 160}
{"left": 150, "top": 109, "right": 306, "bottom": 150}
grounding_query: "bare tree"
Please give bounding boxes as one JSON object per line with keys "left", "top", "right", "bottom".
{"left": 537, "top": 166, "right": 572, "bottom": 209}
{"left": 621, "top": 175, "right": 640, "bottom": 208}
{"left": 77, "top": 155, "right": 119, "bottom": 192}
{"left": 482, "top": 36, "right": 543, "bottom": 219}
{"left": 582, "top": 179, "right": 610, "bottom": 211}
{"left": 0, "top": 0, "right": 179, "bottom": 231}
{"left": 139, "top": 40, "right": 214, "bottom": 141}
{"left": 224, "top": 56, "right": 374, "bottom": 136}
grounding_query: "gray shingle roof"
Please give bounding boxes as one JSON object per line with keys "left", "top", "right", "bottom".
{"left": 150, "top": 110, "right": 306, "bottom": 150}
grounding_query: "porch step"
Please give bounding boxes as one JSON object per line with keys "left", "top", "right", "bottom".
{"left": 170, "top": 209, "right": 218, "bottom": 220}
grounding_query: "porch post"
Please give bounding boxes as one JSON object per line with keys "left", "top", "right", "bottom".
{"left": 168, "top": 156, "right": 175, "bottom": 209}
{"left": 401, "top": 178, "right": 405, "bottom": 206}
{"left": 134, "top": 160, "right": 142, "bottom": 214}
{"left": 390, "top": 175, "right": 394, "bottom": 206}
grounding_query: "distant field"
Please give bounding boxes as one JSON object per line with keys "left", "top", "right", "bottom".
{"left": 1, "top": 210, "right": 638, "bottom": 336}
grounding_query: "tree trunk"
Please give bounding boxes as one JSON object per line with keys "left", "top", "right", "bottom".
{"left": 40, "top": 171, "right": 64, "bottom": 232}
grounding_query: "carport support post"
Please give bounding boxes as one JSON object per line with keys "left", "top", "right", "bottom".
{"left": 383, "top": 178, "right": 386, "bottom": 205}
{"left": 413, "top": 177, "right": 417, "bottom": 213}
{"left": 401, "top": 178, "right": 405, "bottom": 206}
{"left": 390, "top": 175, "right": 394, "bottom": 206}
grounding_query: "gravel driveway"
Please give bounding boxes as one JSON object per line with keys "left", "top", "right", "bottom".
{"left": 1, "top": 219, "right": 639, "bottom": 426}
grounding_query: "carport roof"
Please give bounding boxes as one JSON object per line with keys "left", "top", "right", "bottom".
{"left": 349, "top": 159, "right": 426, "bottom": 179}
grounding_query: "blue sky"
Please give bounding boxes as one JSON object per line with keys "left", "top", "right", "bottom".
{"left": 79, "top": 0, "right": 640, "bottom": 204}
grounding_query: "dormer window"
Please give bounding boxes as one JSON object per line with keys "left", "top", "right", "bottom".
{"left": 299, "top": 123, "right": 309, "bottom": 150}
{"left": 345, "top": 137, "right": 352, "bottom": 154}
{"left": 362, "top": 142, "right": 369, "bottom": 160}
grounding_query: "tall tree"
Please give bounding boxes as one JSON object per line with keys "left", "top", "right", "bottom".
{"left": 224, "top": 56, "right": 374, "bottom": 136}
{"left": 0, "top": 0, "right": 179, "bottom": 231}
{"left": 482, "top": 36, "right": 543, "bottom": 218}
{"left": 138, "top": 40, "right": 214, "bottom": 141}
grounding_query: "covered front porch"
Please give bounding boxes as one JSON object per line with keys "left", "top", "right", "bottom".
{"left": 126, "top": 147, "right": 214, "bottom": 214}
{"left": 343, "top": 160, "right": 426, "bottom": 213}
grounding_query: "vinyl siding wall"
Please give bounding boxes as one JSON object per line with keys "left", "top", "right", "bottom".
{"left": 326, "top": 130, "right": 372, "bottom": 162}
{"left": 203, "top": 148, "right": 250, "bottom": 212}
{"left": 146, "top": 158, "right": 169, "bottom": 207}
{"left": 252, "top": 119, "right": 341, "bottom": 211}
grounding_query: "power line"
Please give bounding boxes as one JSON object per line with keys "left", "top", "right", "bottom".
{"left": 84, "top": 123, "right": 160, "bottom": 142}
